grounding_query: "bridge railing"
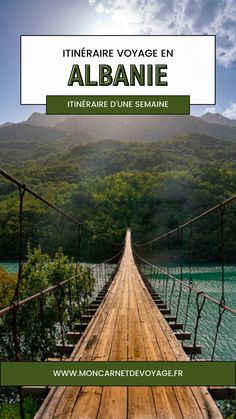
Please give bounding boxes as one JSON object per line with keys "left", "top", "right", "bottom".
{"left": 0, "top": 168, "right": 124, "bottom": 359}
{"left": 0, "top": 251, "right": 122, "bottom": 360}
{"left": 0, "top": 168, "right": 124, "bottom": 417}
{"left": 133, "top": 194, "right": 236, "bottom": 361}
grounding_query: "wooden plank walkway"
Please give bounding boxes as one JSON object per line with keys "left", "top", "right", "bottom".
{"left": 35, "top": 230, "right": 222, "bottom": 419}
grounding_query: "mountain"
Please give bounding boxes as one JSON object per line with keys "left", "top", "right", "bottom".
{"left": 0, "top": 120, "right": 93, "bottom": 148}
{"left": 1, "top": 113, "right": 236, "bottom": 168}
{"left": 25, "top": 112, "right": 69, "bottom": 127}
{"left": 0, "top": 122, "right": 14, "bottom": 129}
{"left": 0, "top": 123, "right": 62, "bottom": 145}
{"left": 201, "top": 112, "right": 236, "bottom": 127}
{"left": 28, "top": 113, "right": 236, "bottom": 143}
{"left": 0, "top": 121, "right": 94, "bottom": 167}
{"left": 54, "top": 114, "right": 236, "bottom": 143}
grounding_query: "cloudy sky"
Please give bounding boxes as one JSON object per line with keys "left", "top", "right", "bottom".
{"left": 0, "top": 0, "right": 236, "bottom": 123}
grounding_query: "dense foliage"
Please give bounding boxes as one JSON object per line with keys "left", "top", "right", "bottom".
{"left": 0, "top": 268, "right": 17, "bottom": 309}
{"left": 0, "top": 396, "right": 39, "bottom": 419}
{"left": 0, "top": 247, "right": 95, "bottom": 361}
{"left": 1, "top": 126, "right": 236, "bottom": 417}
{"left": 1, "top": 133, "right": 236, "bottom": 261}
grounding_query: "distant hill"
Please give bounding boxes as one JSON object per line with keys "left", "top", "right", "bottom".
{"left": 1, "top": 112, "right": 236, "bottom": 168}
{"left": 25, "top": 112, "right": 69, "bottom": 127}
{"left": 0, "top": 122, "right": 14, "bottom": 129}
{"left": 0, "top": 121, "right": 94, "bottom": 167}
{"left": 22, "top": 112, "right": 236, "bottom": 143}
{"left": 201, "top": 112, "right": 236, "bottom": 127}
{"left": 0, "top": 123, "right": 61, "bottom": 144}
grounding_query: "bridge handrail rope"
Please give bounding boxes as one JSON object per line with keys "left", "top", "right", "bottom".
{"left": 0, "top": 168, "right": 124, "bottom": 247}
{"left": 134, "top": 240, "right": 235, "bottom": 361}
{"left": 190, "top": 291, "right": 206, "bottom": 360}
{"left": 219, "top": 203, "right": 225, "bottom": 306}
{"left": 175, "top": 227, "right": 183, "bottom": 322}
{"left": 133, "top": 193, "right": 236, "bottom": 247}
{"left": 132, "top": 193, "right": 236, "bottom": 361}
{"left": 133, "top": 250, "right": 236, "bottom": 317}
{"left": 183, "top": 223, "right": 193, "bottom": 331}
{"left": 0, "top": 167, "right": 125, "bottom": 418}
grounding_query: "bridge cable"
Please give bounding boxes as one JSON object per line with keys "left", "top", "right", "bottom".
{"left": 190, "top": 291, "right": 206, "bottom": 361}
{"left": 164, "top": 236, "right": 170, "bottom": 306}
{"left": 210, "top": 204, "right": 227, "bottom": 361}
{"left": 175, "top": 227, "right": 183, "bottom": 323}
{"left": 10, "top": 185, "right": 26, "bottom": 419}
{"left": 183, "top": 223, "right": 193, "bottom": 332}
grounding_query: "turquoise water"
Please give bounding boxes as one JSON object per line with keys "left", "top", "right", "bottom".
{"left": 170, "top": 264, "right": 236, "bottom": 308}
{"left": 147, "top": 264, "right": 236, "bottom": 361}
{"left": 0, "top": 261, "right": 18, "bottom": 273}
{"left": 2, "top": 261, "right": 236, "bottom": 361}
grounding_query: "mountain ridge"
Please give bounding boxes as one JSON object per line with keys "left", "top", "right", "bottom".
{"left": 23, "top": 112, "right": 236, "bottom": 143}
{"left": 0, "top": 113, "right": 236, "bottom": 163}
{"left": 201, "top": 112, "right": 236, "bottom": 127}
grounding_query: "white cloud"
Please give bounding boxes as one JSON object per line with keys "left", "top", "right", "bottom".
{"left": 88, "top": 0, "right": 236, "bottom": 67}
{"left": 223, "top": 103, "right": 236, "bottom": 119}
{"left": 202, "top": 107, "right": 217, "bottom": 114}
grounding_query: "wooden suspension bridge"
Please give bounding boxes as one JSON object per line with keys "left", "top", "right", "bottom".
{"left": 1, "top": 169, "right": 236, "bottom": 418}
{"left": 35, "top": 230, "right": 222, "bottom": 419}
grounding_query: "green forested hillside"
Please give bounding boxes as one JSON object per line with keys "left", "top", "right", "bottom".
{"left": 1, "top": 132, "right": 236, "bottom": 259}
